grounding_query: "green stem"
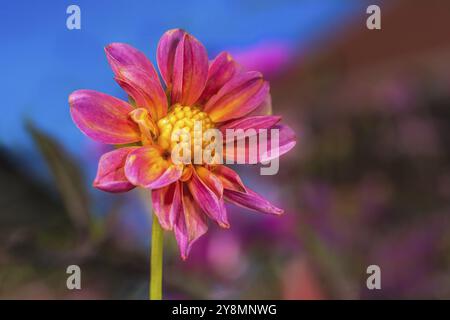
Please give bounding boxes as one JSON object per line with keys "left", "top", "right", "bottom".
{"left": 150, "top": 213, "right": 164, "bottom": 300}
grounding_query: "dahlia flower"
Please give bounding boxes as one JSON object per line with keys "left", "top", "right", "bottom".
{"left": 69, "top": 29, "right": 295, "bottom": 261}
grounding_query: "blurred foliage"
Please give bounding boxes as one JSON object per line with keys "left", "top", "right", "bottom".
{"left": 26, "top": 122, "right": 91, "bottom": 238}
{"left": 0, "top": 124, "right": 150, "bottom": 299}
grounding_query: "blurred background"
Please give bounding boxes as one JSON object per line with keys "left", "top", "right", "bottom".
{"left": 1, "top": 0, "right": 450, "bottom": 299}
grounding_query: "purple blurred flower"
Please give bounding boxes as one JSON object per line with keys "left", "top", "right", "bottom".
{"left": 230, "top": 42, "right": 295, "bottom": 79}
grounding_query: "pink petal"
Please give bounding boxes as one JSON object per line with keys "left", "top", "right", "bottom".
{"left": 224, "top": 186, "right": 284, "bottom": 215}
{"left": 174, "top": 183, "right": 208, "bottom": 260}
{"left": 105, "top": 43, "right": 159, "bottom": 81}
{"left": 198, "top": 51, "right": 239, "bottom": 105}
{"left": 157, "top": 29, "right": 209, "bottom": 105}
{"left": 106, "top": 43, "right": 167, "bottom": 119}
{"left": 247, "top": 94, "right": 273, "bottom": 116}
{"left": 211, "top": 165, "right": 245, "bottom": 192}
{"left": 259, "top": 124, "right": 297, "bottom": 162}
{"left": 195, "top": 166, "right": 223, "bottom": 197}
{"left": 69, "top": 90, "right": 140, "bottom": 144}
{"left": 219, "top": 115, "right": 281, "bottom": 143}
{"left": 171, "top": 32, "right": 209, "bottom": 105}
{"left": 93, "top": 147, "right": 138, "bottom": 193}
{"left": 187, "top": 168, "right": 229, "bottom": 228}
{"left": 151, "top": 182, "right": 181, "bottom": 230}
{"left": 223, "top": 124, "right": 296, "bottom": 164}
{"left": 124, "top": 146, "right": 183, "bottom": 189}
{"left": 204, "top": 71, "right": 270, "bottom": 122}
{"left": 115, "top": 67, "right": 168, "bottom": 120}
{"left": 157, "top": 29, "right": 185, "bottom": 89}
{"left": 213, "top": 166, "right": 283, "bottom": 214}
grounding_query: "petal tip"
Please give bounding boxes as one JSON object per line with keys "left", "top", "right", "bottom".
{"left": 220, "top": 222, "right": 231, "bottom": 229}
{"left": 68, "top": 89, "right": 86, "bottom": 106}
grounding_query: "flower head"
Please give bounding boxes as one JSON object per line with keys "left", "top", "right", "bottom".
{"left": 69, "top": 29, "right": 296, "bottom": 259}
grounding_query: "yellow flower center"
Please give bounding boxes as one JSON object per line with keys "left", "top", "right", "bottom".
{"left": 156, "top": 104, "right": 214, "bottom": 152}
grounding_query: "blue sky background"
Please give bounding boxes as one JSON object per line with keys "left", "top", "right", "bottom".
{"left": 0, "top": 0, "right": 366, "bottom": 178}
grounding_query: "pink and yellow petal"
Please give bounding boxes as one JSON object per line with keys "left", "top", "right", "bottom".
{"left": 157, "top": 29, "right": 209, "bottom": 105}
{"left": 204, "top": 71, "right": 270, "bottom": 122}
{"left": 115, "top": 66, "right": 167, "bottom": 120}
{"left": 223, "top": 124, "right": 296, "bottom": 164}
{"left": 69, "top": 89, "right": 140, "bottom": 144}
{"left": 219, "top": 115, "right": 281, "bottom": 143}
{"left": 157, "top": 29, "right": 185, "bottom": 89}
{"left": 105, "top": 43, "right": 159, "bottom": 81}
{"left": 187, "top": 168, "right": 229, "bottom": 228}
{"left": 151, "top": 182, "right": 181, "bottom": 230}
{"left": 174, "top": 183, "right": 208, "bottom": 260}
{"left": 247, "top": 94, "right": 273, "bottom": 116}
{"left": 259, "top": 124, "right": 296, "bottom": 162}
{"left": 124, "top": 146, "right": 183, "bottom": 189}
{"left": 198, "top": 51, "right": 239, "bottom": 105}
{"left": 195, "top": 166, "right": 223, "bottom": 197}
{"left": 93, "top": 147, "right": 138, "bottom": 193}
{"left": 211, "top": 165, "right": 246, "bottom": 192}
{"left": 171, "top": 32, "right": 209, "bottom": 105}
{"left": 129, "top": 108, "right": 158, "bottom": 144}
